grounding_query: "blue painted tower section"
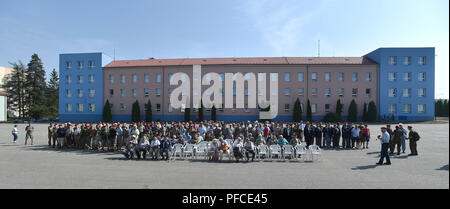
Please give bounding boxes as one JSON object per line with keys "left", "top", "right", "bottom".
{"left": 365, "top": 48, "right": 435, "bottom": 121}
{"left": 59, "top": 53, "right": 104, "bottom": 122}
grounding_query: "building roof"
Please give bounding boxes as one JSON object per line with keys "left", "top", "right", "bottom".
{"left": 0, "top": 90, "right": 7, "bottom": 96}
{"left": 104, "top": 57, "right": 377, "bottom": 68}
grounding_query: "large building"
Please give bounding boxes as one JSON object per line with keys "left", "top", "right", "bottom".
{"left": 59, "top": 47, "right": 435, "bottom": 122}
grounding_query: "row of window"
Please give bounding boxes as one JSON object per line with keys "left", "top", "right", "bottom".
{"left": 66, "top": 89, "right": 95, "bottom": 98}
{"left": 66, "top": 75, "right": 95, "bottom": 84}
{"left": 65, "top": 103, "right": 95, "bottom": 112}
{"left": 388, "top": 88, "right": 426, "bottom": 98}
{"left": 388, "top": 72, "right": 426, "bottom": 82}
{"left": 389, "top": 56, "right": 427, "bottom": 66}
{"left": 66, "top": 60, "right": 96, "bottom": 69}
{"left": 388, "top": 104, "right": 426, "bottom": 114}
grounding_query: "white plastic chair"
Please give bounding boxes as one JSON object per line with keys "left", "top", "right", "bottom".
{"left": 269, "top": 145, "right": 282, "bottom": 160}
{"left": 282, "top": 145, "right": 294, "bottom": 161}
{"left": 195, "top": 142, "right": 209, "bottom": 160}
{"left": 309, "top": 145, "right": 322, "bottom": 161}
{"left": 225, "top": 139, "right": 234, "bottom": 146}
{"left": 171, "top": 144, "right": 183, "bottom": 160}
{"left": 183, "top": 144, "right": 195, "bottom": 160}
{"left": 294, "top": 144, "right": 307, "bottom": 161}
{"left": 257, "top": 144, "right": 269, "bottom": 161}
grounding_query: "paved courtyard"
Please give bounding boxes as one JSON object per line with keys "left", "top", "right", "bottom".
{"left": 0, "top": 123, "right": 448, "bottom": 189}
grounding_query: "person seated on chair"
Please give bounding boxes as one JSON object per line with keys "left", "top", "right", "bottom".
{"left": 277, "top": 135, "right": 288, "bottom": 158}
{"left": 123, "top": 135, "right": 138, "bottom": 159}
{"left": 160, "top": 136, "right": 172, "bottom": 160}
{"left": 149, "top": 136, "right": 161, "bottom": 160}
{"left": 218, "top": 137, "right": 230, "bottom": 161}
{"left": 208, "top": 139, "right": 220, "bottom": 161}
{"left": 255, "top": 134, "right": 266, "bottom": 146}
{"left": 232, "top": 137, "right": 244, "bottom": 162}
{"left": 243, "top": 138, "right": 255, "bottom": 162}
{"left": 136, "top": 134, "right": 149, "bottom": 159}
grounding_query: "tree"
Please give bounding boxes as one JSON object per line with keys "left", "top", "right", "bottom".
{"left": 45, "top": 68, "right": 59, "bottom": 118}
{"left": 336, "top": 99, "right": 343, "bottom": 122}
{"left": 25, "top": 54, "right": 47, "bottom": 116}
{"left": 2, "top": 61, "right": 27, "bottom": 118}
{"left": 29, "top": 105, "right": 49, "bottom": 120}
{"left": 198, "top": 100, "right": 204, "bottom": 121}
{"left": 362, "top": 102, "right": 368, "bottom": 122}
{"left": 348, "top": 99, "right": 358, "bottom": 122}
{"left": 367, "top": 101, "right": 377, "bottom": 122}
{"left": 293, "top": 98, "right": 300, "bottom": 122}
{"left": 103, "top": 100, "right": 112, "bottom": 122}
{"left": 323, "top": 112, "right": 338, "bottom": 122}
{"left": 131, "top": 100, "right": 141, "bottom": 122}
{"left": 211, "top": 105, "right": 217, "bottom": 121}
{"left": 306, "top": 99, "right": 313, "bottom": 122}
{"left": 145, "top": 100, "right": 152, "bottom": 122}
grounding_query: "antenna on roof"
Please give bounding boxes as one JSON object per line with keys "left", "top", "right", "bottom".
{"left": 318, "top": 40, "right": 320, "bottom": 57}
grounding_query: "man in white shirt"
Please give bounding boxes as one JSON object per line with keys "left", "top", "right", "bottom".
{"left": 136, "top": 135, "right": 150, "bottom": 159}
{"left": 149, "top": 136, "right": 161, "bottom": 160}
{"left": 376, "top": 127, "right": 391, "bottom": 165}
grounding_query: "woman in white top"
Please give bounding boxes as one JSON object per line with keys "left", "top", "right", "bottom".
{"left": 232, "top": 137, "right": 244, "bottom": 162}
{"left": 208, "top": 139, "right": 219, "bottom": 161}
{"left": 12, "top": 125, "right": 18, "bottom": 143}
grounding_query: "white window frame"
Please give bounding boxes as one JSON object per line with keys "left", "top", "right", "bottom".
{"left": 388, "top": 104, "right": 396, "bottom": 113}
{"left": 325, "top": 72, "right": 331, "bottom": 82}
{"left": 404, "top": 72, "right": 411, "bottom": 82}
{"left": 298, "top": 73, "right": 303, "bottom": 82}
{"left": 418, "top": 72, "right": 425, "bottom": 81}
{"left": 388, "top": 72, "right": 396, "bottom": 82}
{"left": 402, "top": 88, "right": 411, "bottom": 98}
{"left": 403, "top": 104, "right": 411, "bottom": 113}
{"left": 418, "top": 104, "right": 425, "bottom": 113}
{"left": 388, "top": 88, "right": 397, "bottom": 98}
{"left": 66, "top": 103, "right": 72, "bottom": 112}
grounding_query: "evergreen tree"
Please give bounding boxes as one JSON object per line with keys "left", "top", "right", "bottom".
{"left": 367, "top": 101, "right": 377, "bottom": 122}
{"left": 362, "top": 102, "right": 368, "bottom": 121}
{"left": 299, "top": 101, "right": 303, "bottom": 121}
{"left": 45, "top": 68, "right": 59, "bottom": 118}
{"left": 293, "top": 98, "right": 300, "bottom": 122}
{"left": 443, "top": 100, "right": 449, "bottom": 116}
{"left": 348, "top": 99, "right": 358, "bottom": 122}
{"left": 198, "top": 100, "right": 204, "bottom": 121}
{"left": 306, "top": 99, "right": 313, "bottom": 122}
{"left": 2, "top": 61, "right": 27, "bottom": 118}
{"left": 336, "top": 99, "right": 343, "bottom": 122}
{"left": 103, "top": 100, "right": 112, "bottom": 122}
{"left": 145, "top": 100, "right": 152, "bottom": 122}
{"left": 211, "top": 105, "right": 216, "bottom": 121}
{"left": 131, "top": 100, "right": 141, "bottom": 122}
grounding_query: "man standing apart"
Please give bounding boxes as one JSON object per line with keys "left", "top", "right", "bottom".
{"left": 399, "top": 123, "right": 407, "bottom": 154}
{"left": 48, "top": 123, "right": 53, "bottom": 146}
{"left": 406, "top": 126, "right": 420, "bottom": 156}
{"left": 24, "top": 121, "right": 34, "bottom": 145}
{"left": 376, "top": 127, "right": 391, "bottom": 165}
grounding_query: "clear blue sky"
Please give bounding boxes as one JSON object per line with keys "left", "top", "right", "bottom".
{"left": 0, "top": 0, "right": 448, "bottom": 98}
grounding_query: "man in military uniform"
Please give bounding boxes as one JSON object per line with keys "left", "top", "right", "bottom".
{"left": 24, "top": 121, "right": 35, "bottom": 145}
{"left": 406, "top": 126, "right": 420, "bottom": 155}
{"left": 48, "top": 123, "right": 54, "bottom": 146}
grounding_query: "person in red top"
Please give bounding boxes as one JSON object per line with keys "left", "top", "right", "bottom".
{"left": 263, "top": 124, "right": 271, "bottom": 138}
{"left": 361, "top": 123, "right": 370, "bottom": 149}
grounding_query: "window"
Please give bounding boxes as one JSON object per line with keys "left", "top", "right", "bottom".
{"left": 120, "top": 89, "right": 125, "bottom": 97}
{"left": 298, "top": 73, "right": 304, "bottom": 82}
{"left": 271, "top": 74, "right": 277, "bottom": 82}
{"left": 144, "top": 89, "right": 149, "bottom": 97}
{"left": 244, "top": 104, "right": 249, "bottom": 113}
{"left": 78, "top": 61, "right": 83, "bottom": 69}
{"left": 418, "top": 88, "right": 425, "bottom": 97}
{"left": 284, "top": 104, "right": 290, "bottom": 112}
{"left": 284, "top": 72, "right": 290, "bottom": 82}
{"left": 284, "top": 88, "right": 290, "bottom": 96}
{"left": 66, "top": 103, "right": 72, "bottom": 112}
{"left": 402, "top": 88, "right": 411, "bottom": 98}
{"left": 365, "top": 88, "right": 371, "bottom": 98}
{"left": 168, "top": 73, "right": 173, "bottom": 82}
{"left": 88, "top": 75, "right": 94, "bottom": 83}
{"left": 89, "top": 89, "right": 95, "bottom": 98}
{"left": 352, "top": 88, "right": 358, "bottom": 97}
{"left": 418, "top": 104, "right": 425, "bottom": 113}
{"left": 388, "top": 104, "right": 396, "bottom": 113}
{"left": 66, "top": 89, "right": 72, "bottom": 98}
{"left": 418, "top": 56, "right": 426, "bottom": 65}
{"left": 156, "top": 74, "right": 161, "bottom": 83}
{"left": 156, "top": 88, "right": 161, "bottom": 97}
{"left": 89, "top": 60, "right": 95, "bottom": 69}
{"left": 89, "top": 104, "right": 95, "bottom": 112}
{"left": 109, "top": 75, "right": 114, "bottom": 84}
{"left": 78, "top": 89, "right": 83, "bottom": 98}
{"left": 156, "top": 104, "right": 161, "bottom": 112}
{"left": 144, "top": 74, "right": 149, "bottom": 83}
{"left": 339, "top": 73, "right": 344, "bottom": 82}
{"left": 219, "top": 73, "right": 224, "bottom": 82}
{"left": 109, "top": 89, "right": 114, "bottom": 98}
{"left": 312, "top": 88, "right": 318, "bottom": 96}
{"left": 168, "top": 103, "right": 173, "bottom": 113}
{"left": 403, "top": 104, "right": 411, "bottom": 113}
{"left": 271, "top": 88, "right": 276, "bottom": 96}
{"left": 120, "top": 104, "right": 125, "bottom": 112}
{"left": 418, "top": 72, "right": 426, "bottom": 81}
{"left": 338, "top": 88, "right": 344, "bottom": 97}
{"left": 403, "top": 72, "right": 411, "bottom": 81}
{"left": 297, "top": 88, "right": 304, "bottom": 96}
{"left": 325, "top": 88, "right": 331, "bottom": 97}
{"left": 66, "top": 75, "right": 72, "bottom": 84}
{"left": 121, "top": 75, "right": 126, "bottom": 83}
{"left": 77, "top": 103, "right": 83, "bottom": 112}
{"left": 181, "top": 104, "right": 187, "bottom": 113}
{"left": 366, "top": 72, "right": 372, "bottom": 82}
{"left": 311, "top": 73, "right": 317, "bottom": 82}
{"left": 389, "top": 56, "right": 397, "bottom": 65}
{"left": 325, "top": 72, "right": 331, "bottom": 82}
{"left": 352, "top": 73, "right": 358, "bottom": 82}
{"left": 311, "top": 104, "right": 317, "bottom": 113}
{"left": 404, "top": 56, "right": 411, "bottom": 65}
{"left": 132, "top": 74, "right": 137, "bottom": 83}
{"left": 132, "top": 89, "right": 137, "bottom": 98}
{"left": 388, "top": 72, "right": 396, "bottom": 81}
{"left": 77, "top": 75, "right": 83, "bottom": 84}
{"left": 325, "top": 104, "right": 330, "bottom": 113}
{"left": 244, "top": 88, "right": 249, "bottom": 96}
{"left": 388, "top": 88, "right": 396, "bottom": 97}
{"left": 233, "top": 88, "right": 236, "bottom": 96}
{"left": 66, "top": 61, "right": 72, "bottom": 69}
{"left": 168, "top": 88, "right": 173, "bottom": 95}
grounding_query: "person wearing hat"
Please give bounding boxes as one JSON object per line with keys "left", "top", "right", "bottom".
{"left": 386, "top": 124, "right": 394, "bottom": 153}
{"left": 243, "top": 138, "right": 256, "bottom": 162}
{"left": 232, "top": 137, "right": 244, "bottom": 162}
{"left": 376, "top": 127, "right": 391, "bottom": 165}
{"left": 406, "top": 126, "right": 420, "bottom": 155}
{"left": 56, "top": 124, "right": 66, "bottom": 148}
{"left": 399, "top": 123, "right": 407, "bottom": 153}
{"left": 391, "top": 126, "right": 403, "bottom": 155}
{"left": 24, "top": 121, "right": 35, "bottom": 145}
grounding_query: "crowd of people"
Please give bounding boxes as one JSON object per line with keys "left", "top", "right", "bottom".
{"left": 13, "top": 120, "right": 421, "bottom": 163}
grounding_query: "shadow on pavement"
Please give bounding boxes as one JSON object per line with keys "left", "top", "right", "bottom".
{"left": 366, "top": 151, "right": 379, "bottom": 155}
{"left": 351, "top": 164, "right": 379, "bottom": 170}
{"left": 436, "top": 164, "right": 449, "bottom": 171}
{"left": 18, "top": 145, "right": 118, "bottom": 156}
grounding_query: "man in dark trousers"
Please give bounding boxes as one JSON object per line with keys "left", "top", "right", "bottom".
{"left": 303, "top": 123, "right": 314, "bottom": 147}
{"left": 391, "top": 126, "right": 403, "bottom": 155}
{"left": 377, "top": 127, "right": 391, "bottom": 165}
{"left": 386, "top": 124, "right": 395, "bottom": 153}
{"left": 332, "top": 124, "right": 341, "bottom": 148}
{"left": 406, "top": 126, "right": 420, "bottom": 155}
{"left": 322, "top": 123, "right": 332, "bottom": 149}
{"left": 341, "top": 122, "right": 352, "bottom": 149}
{"left": 314, "top": 122, "right": 323, "bottom": 147}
